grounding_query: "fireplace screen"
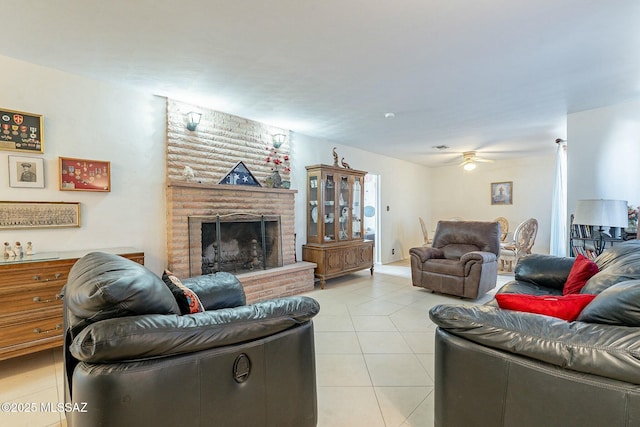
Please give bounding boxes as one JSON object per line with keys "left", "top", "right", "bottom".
{"left": 188, "top": 214, "right": 282, "bottom": 276}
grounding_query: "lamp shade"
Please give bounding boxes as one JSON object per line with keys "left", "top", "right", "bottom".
{"left": 573, "top": 199, "right": 628, "bottom": 228}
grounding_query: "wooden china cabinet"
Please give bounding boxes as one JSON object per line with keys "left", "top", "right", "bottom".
{"left": 302, "top": 164, "right": 374, "bottom": 289}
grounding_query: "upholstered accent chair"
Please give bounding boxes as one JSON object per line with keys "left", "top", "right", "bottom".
{"left": 410, "top": 220, "right": 501, "bottom": 299}
{"left": 499, "top": 217, "right": 538, "bottom": 271}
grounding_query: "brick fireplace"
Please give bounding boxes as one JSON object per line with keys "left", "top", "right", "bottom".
{"left": 167, "top": 181, "right": 315, "bottom": 303}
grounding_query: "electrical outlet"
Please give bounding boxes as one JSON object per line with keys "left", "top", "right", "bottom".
{"left": 392, "top": 248, "right": 395, "bottom": 255}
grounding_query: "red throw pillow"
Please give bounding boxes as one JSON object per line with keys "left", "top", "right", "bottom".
{"left": 563, "top": 254, "right": 599, "bottom": 295}
{"left": 495, "top": 293, "right": 597, "bottom": 321}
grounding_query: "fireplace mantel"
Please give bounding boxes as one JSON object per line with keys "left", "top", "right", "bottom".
{"left": 168, "top": 180, "right": 297, "bottom": 195}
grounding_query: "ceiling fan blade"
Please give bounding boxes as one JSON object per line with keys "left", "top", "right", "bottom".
{"left": 474, "top": 158, "right": 494, "bottom": 163}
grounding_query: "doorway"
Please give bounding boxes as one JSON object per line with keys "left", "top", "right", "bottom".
{"left": 363, "top": 173, "right": 380, "bottom": 264}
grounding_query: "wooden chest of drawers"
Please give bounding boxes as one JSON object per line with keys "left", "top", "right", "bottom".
{"left": 0, "top": 248, "right": 143, "bottom": 360}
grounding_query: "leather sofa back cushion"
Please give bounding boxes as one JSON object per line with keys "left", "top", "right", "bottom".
{"left": 66, "top": 252, "right": 180, "bottom": 329}
{"left": 70, "top": 296, "right": 320, "bottom": 362}
{"left": 495, "top": 293, "right": 596, "bottom": 321}
{"left": 514, "top": 254, "right": 575, "bottom": 291}
{"left": 578, "top": 280, "right": 640, "bottom": 326}
{"left": 582, "top": 240, "right": 640, "bottom": 294}
{"left": 563, "top": 254, "right": 599, "bottom": 295}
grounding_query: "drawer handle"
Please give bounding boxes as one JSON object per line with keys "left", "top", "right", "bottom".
{"left": 32, "top": 273, "right": 63, "bottom": 282}
{"left": 33, "top": 294, "right": 62, "bottom": 304}
{"left": 33, "top": 324, "right": 62, "bottom": 334}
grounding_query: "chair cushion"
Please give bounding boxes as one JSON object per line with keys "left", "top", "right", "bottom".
{"left": 424, "top": 259, "right": 465, "bottom": 276}
{"left": 563, "top": 254, "right": 599, "bottom": 295}
{"left": 495, "top": 293, "right": 596, "bottom": 321}
{"left": 578, "top": 280, "right": 640, "bottom": 326}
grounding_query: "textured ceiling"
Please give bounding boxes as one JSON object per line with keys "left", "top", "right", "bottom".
{"left": 2, "top": 0, "right": 639, "bottom": 166}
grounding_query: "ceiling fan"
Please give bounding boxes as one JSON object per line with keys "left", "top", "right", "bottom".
{"left": 458, "top": 151, "right": 494, "bottom": 170}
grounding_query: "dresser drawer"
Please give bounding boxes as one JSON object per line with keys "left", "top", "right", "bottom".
{"left": 0, "top": 311, "right": 63, "bottom": 350}
{"left": 0, "top": 281, "right": 64, "bottom": 316}
{"left": 0, "top": 263, "right": 73, "bottom": 287}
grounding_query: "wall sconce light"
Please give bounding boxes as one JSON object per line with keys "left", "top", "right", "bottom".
{"left": 186, "top": 112, "right": 202, "bottom": 131}
{"left": 272, "top": 133, "right": 287, "bottom": 148}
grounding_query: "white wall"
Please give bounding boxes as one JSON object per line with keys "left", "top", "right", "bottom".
{"left": 0, "top": 55, "right": 168, "bottom": 274}
{"left": 567, "top": 100, "right": 640, "bottom": 215}
{"left": 291, "top": 133, "right": 431, "bottom": 263}
{"left": 428, "top": 154, "right": 555, "bottom": 254}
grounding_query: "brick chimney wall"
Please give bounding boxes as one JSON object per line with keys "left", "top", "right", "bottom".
{"left": 165, "top": 100, "right": 314, "bottom": 301}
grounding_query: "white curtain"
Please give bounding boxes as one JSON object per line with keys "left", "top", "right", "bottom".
{"left": 550, "top": 140, "right": 568, "bottom": 256}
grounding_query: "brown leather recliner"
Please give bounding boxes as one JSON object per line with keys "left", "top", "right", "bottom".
{"left": 410, "top": 220, "right": 500, "bottom": 299}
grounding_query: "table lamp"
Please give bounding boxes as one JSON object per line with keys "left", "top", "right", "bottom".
{"left": 573, "top": 199, "right": 628, "bottom": 255}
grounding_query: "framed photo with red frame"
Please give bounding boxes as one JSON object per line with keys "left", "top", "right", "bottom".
{"left": 59, "top": 157, "right": 111, "bottom": 192}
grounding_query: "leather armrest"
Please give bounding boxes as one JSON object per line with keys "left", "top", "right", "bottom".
{"left": 182, "top": 272, "right": 246, "bottom": 310}
{"left": 70, "top": 296, "right": 320, "bottom": 363}
{"left": 429, "top": 303, "right": 640, "bottom": 385}
{"left": 410, "top": 246, "right": 444, "bottom": 263}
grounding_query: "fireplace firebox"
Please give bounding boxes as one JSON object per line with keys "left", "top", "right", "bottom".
{"left": 188, "top": 214, "right": 282, "bottom": 276}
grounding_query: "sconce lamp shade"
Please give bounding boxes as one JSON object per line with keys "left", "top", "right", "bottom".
{"left": 573, "top": 199, "right": 628, "bottom": 228}
{"left": 186, "top": 112, "right": 202, "bottom": 131}
{"left": 272, "top": 133, "right": 287, "bottom": 148}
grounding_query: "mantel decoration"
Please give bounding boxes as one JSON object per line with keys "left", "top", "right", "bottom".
{"left": 59, "top": 157, "right": 111, "bottom": 192}
{"left": 0, "top": 108, "right": 43, "bottom": 153}
{"left": 219, "top": 161, "right": 260, "bottom": 186}
{"left": 265, "top": 146, "right": 290, "bottom": 188}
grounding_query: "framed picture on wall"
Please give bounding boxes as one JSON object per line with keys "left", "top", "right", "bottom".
{"left": 8, "top": 155, "right": 45, "bottom": 188}
{"left": 0, "top": 108, "right": 44, "bottom": 153}
{"left": 59, "top": 157, "right": 111, "bottom": 192}
{"left": 491, "top": 181, "right": 513, "bottom": 205}
{"left": 0, "top": 201, "right": 80, "bottom": 229}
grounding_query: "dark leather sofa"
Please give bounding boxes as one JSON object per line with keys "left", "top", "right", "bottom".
{"left": 410, "top": 220, "right": 500, "bottom": 299}
{"left": 430, "top": 240, "right": 640, "bottom": 427}
{"left": 62, "top": 252, "right": 319, "bottom": 427}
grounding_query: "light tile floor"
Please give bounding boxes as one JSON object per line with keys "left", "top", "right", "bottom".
{"left": 0, "top": 260, "right": 513, "bottom": 427}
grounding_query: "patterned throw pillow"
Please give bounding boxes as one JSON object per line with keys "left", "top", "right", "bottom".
{"left": 162, "top": 270, "right": 204, "bottom": 315}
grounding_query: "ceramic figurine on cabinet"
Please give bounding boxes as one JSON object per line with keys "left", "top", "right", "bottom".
{"left": 26, "top": 242, "right": 33, "bottom": 255}
{"left": 14, "top": 242, "right": 23, "bottom": 258}
{"left": 4, "top": 242, "right": 15, "bottom": 258}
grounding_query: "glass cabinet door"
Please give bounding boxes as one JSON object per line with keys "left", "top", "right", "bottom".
{"left": 338, "top": 176, "right": 350, "bottom": 240}
{"left": 352, "top": 176, "right": 362, "bottom": 238}
{"left": 308, "top": 175, "right": 319, "bottom": 239}
{"left": 323, "top": 173, "right": 335, "bottom": 242}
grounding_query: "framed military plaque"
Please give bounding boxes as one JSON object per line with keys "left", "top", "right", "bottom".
{"left": 0, "top": 108, "right": 44, "bottom": 153}
{"left": 59, "top": 157, "right": 111, "bottom": 192}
